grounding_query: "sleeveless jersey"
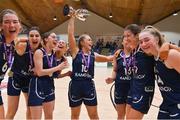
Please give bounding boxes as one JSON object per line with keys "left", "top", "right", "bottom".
{"left": 71, "top": 50, "right": 95, "bottom": 81}
{"left": 0, "top": 34, "right": 14, "bottom": 80}
{"left": 131, "top": 48, "right": 155, "bottom": 93}
{"left": 11, "top": 42, "right": 33, "bottom": 77}
{"left": 116, "top": 50, "right": 132, "bottom": 82}
{"left": 155, "top": 60, "right": 180, "bottom": 103}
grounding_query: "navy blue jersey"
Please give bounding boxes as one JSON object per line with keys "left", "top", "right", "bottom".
{"left": 11, "top": 42, "right": 33, "bottom": 77}
{"left": 155, "top": 60, "right": 180, "bottom": 103}
{"left": 53, "top": 56, "right": 66, "bottom": 78}
{"left": 38, "top": 48, "right": 57, "bottom": 80}
{"left": 0, "top": 34, "right": 14, "bottom": 81}
{"left": 131, "top": 48, "right": 155, "bottom": 94}
{"left": 116, "top": 50, "right": 132, "bottom": 82}
{"left": 71, "top": 50, "right": 95, "bottom": 81}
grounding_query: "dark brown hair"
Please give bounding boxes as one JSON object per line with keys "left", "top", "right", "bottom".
{"left": 41, "top": 32, "right": 51, "bottom": 45}
{"left": 124, "top": 24, "right": 141, "bottom": 36}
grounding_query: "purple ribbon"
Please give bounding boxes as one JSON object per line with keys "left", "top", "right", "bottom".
{"left": 121, "top": 51, "right": 131, "bottom": 75}
{"left": 42, "top": 48, "right": 54, "bottom": 68}
{"left": 3, "top": 42, "right": 14, "bottom": 68}
{"left": 81, "top": 51, "right": 90, "bottom": 69}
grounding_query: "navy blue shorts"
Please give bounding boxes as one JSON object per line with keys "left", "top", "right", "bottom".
{"left": 7, "top": 73, "right": 31, "bottom": 96}
{"left": 158, "top": 102, "right": 180, "bottom": 119}
{"left": 68, "top": 80, "right": 97, "bottom": 107}
{"left": 114, "top": 81, "right": 131, "bottom": 104}
{"left": 130, "top": 91, "right": 154, "bottom": 114}
{"left": 28, "top": 77, "right": 55, "bottom": 106}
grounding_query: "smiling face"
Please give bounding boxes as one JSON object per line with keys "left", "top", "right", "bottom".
{"left": 57, "top": 40, "right": 67, "bottom": 52}
{"left": 139, "top": 31, "right": 158, "bottom": 55}
{"left": 122, "top": 36, "right": 131, "bottom": 52}
{"left": 123, "top": 30, "right": 138, "bottom": 50}
{"left": 80, "top": 35, "right": 93, "bottom": 52}
{"left": 55, "top": 40, "right": 67, "bottom": 58}
{"left": 29, "top": 30, "right": 41, "bottom": 51}
{"left": 47, "top": 33, "right": 58, "bottom": 49}
{"left": 1, "top": 13, "right": 21, "bottom": 41}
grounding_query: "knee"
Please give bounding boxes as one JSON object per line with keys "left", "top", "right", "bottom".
{"left": 6, "top": 112, "right": 16, "bottom": 119}
{"left": 89, "top": 113, "right": 99, "bottom": 119}
{"left": 71, "top": 114, "right": 80, "bottom": 119}
{"left": 44, "top": 112, "right": 53, "bottom": 119}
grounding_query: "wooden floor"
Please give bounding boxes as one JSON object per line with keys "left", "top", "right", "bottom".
{"left": 1, "top": 67, "right": 162, "bottom": 119}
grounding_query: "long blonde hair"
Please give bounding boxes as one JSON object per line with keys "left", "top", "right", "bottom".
{"left": 141, "top": 25, "right": 165, "bottom": 47}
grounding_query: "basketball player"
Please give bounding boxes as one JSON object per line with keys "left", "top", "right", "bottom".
{"left": 123, "top": 24, "right": 155, "bottom": 119}
{"left": 139, "top": 25, "right": 180, "bottom": 119}
{"left": 105, "top": 36, "right": 132, "bottom": 119}
{"left": 28, "top": 32, "right": 68, "bottom": 119}
{"left": 68, "top": 16, "right": 114, "bottom": 119}
{"left": 0, "top": 9, "right": 21, "bottom": 119}
{"left": 6, "top": 27, "right": 41, "bottom": 119}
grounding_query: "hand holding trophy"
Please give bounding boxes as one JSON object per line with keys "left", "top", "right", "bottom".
{"left": 63, "top": 4, "right": 90, "bottom": 21}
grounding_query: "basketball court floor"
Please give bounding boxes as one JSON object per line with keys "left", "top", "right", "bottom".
{"left": 1, "top": 66, "right": 162, "bottom": 119}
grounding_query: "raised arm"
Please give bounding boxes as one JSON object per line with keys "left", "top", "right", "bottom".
{"left": 68, "top": 17, "right": 78, "bottom": 59}
{"left": 34, "top": 49, "right": 68, "bottom": 76}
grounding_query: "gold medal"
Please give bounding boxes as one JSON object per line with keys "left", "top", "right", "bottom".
{"left": 8, "top": 71, "right": 13, "bottom": 77}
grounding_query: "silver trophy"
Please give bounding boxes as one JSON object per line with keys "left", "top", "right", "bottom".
{"left": 63, "top": 4, "right": 90, "bottom": 21}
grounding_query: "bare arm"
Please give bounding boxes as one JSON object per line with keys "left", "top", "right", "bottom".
{"left": 57, "top": 71, "right": 72, "bottom": 78}
{"left": 94, "top": 52, "right": 114, "bottom": 62}
{"left": 34, "top": 49, "right": 69, "bottom": 76}
{"left": 159, "top": 42, "right": 180, "bottom": 60}
{"left": 164, "top": 49, "right": 180, "bottom": 73}
{"left": 68, "top": 17, "right": 78, "bottom": 59}
{"left": 105, "top": 58, "right": 117, "bottom": 84}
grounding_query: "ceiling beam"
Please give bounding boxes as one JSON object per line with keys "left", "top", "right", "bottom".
{"left": 11, "top": 0, "right": 36, "bottom": 26}
{"left": 136, "top": 0, "right": 144, "bottom": 25}
{"left": 88, "top": 9, "right": 125, "bottom": 28}
{"left": 151, "top": 9, "right": 180, "bottom": 25}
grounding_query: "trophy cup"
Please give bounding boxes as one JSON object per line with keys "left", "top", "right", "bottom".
{"left": 63, "top": 4, "right": 90, "bottom": 21}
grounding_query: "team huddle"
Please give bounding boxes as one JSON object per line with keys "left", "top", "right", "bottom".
{"left": 0, "top": 9, "right": 180, "bottom": 120}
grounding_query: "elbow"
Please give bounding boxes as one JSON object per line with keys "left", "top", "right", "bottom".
{"left": 35, "top": 69, "right": 43, "bottom": 77}
{"left": 36, "top": 71, "right": 42, "bottom": 77}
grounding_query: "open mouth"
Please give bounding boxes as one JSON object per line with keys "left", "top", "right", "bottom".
{"left": 57, "top": 44, "right": 64, "bottom": 49}
{"left": 9, "top": 30, "right": 16, "bottom": 33}
{"left": 32, "top": 41, "right": 38, "bottom": 44}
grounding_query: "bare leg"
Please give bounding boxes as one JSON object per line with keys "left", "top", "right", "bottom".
{"left": 126, "top": 107, "right": 144, "bottom": 120}
{"left": 116, "top": 104, "right": 126, "bottom": 119}
{"left": 23, "top": 92, "right": 31, "bottom": 119}
{"left": 125, "top": 104, "right": 132, "bottom": 118}
{"left": 71, "top": 105, "right": 81, "bottom": 120}
{"left": 30, "top": 106, "right": 42, "bottom": 120}
{"left": 43, "top": 100, "right": 55, "bottom": 120}
{"left": 6, "top": 95, "right": 20, "bottom": 119}
{"left": 0, "top": 104, "right": 5, "bottom": 119}
{"left": 86, "top": 105, "right": 99, "bottom": 120}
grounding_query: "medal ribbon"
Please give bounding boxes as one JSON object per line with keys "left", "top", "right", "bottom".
{"left": 81, "top": 51, "right": 90, "bottom": 69}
